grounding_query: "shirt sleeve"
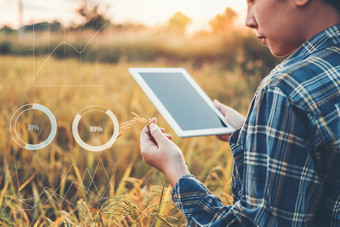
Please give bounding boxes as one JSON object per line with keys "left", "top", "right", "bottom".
{"left": 171, "top": 174, "right": 255, "bottom": 227}
{"left": 171, "top": 85, "right": 324, "bottom": 226}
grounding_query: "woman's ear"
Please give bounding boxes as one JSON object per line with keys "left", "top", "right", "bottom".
{"left": 295, "top": 0, "right": 310, "bottom": 7}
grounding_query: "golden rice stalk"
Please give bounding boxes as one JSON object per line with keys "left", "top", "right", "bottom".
{"left": 18, "top": 171, "right": 37, "bottom": 192}
{"left": 118, "top": 112, "right": 152, "bottom": 139}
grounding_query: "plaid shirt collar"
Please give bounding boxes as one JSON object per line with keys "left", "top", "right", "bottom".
{"left": 273, "top": 23, "right": 340, "bottom": 73}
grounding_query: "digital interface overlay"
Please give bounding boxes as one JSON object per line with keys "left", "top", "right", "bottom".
{"left": 10, "top": 104, "right": 119, "bottom": 152}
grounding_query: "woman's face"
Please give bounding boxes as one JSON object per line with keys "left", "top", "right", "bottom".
{"left": 245, "top": 0, "right": 307, "bottom": 57}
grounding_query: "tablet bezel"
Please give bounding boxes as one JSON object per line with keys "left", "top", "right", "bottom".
{"left": 129, "top": 67, "right": 235, "bottom": 137}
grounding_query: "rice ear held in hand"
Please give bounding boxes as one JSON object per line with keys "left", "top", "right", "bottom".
{"left": 118, "top": 112, "right": 153, "bottom": 139}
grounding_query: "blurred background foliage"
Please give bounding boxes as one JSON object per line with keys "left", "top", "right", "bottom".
{"left": 0, "top": 3, "right": 280, "bottom": 78}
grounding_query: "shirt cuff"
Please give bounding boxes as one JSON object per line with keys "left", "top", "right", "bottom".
{"left": 171, "top": 174, "right": 212, "bottom": 215}
{"left": 229, "top": 129, "right": 241, "bottom": 145}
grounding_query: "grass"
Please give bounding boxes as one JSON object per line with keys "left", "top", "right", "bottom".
{"left": 0, "top": 54, "right": 257, "bottom": 226}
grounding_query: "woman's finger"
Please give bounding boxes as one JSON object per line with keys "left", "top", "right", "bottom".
{"left": 165, "top": 133, "right": 173, "bottom": 140}
{"left": 140, "top": 125, "right": 156, "bottom": 150}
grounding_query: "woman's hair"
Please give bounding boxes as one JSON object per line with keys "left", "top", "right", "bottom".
{"left": 323, "top": 0, "right": 340, "bottom": 12}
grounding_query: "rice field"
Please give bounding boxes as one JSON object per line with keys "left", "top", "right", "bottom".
{"left": 0, "top": 53, "right": 257, "bottom": 226}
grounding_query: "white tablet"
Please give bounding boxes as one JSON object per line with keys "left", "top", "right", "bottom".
{"left": 129, "top": 67, "right": 235, "bottom": 137}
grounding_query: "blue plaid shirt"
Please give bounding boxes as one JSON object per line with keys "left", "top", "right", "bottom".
{"left": 172, "top": 24, "right": 340, "bottom": 226}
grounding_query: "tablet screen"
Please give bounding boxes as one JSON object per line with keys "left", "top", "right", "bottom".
{"left": 139, "top": 72, "right": 228, "bottom": 131}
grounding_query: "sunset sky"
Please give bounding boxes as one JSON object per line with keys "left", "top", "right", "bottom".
{"left": 0, "top": 0, "right": 246, "bottom": 32}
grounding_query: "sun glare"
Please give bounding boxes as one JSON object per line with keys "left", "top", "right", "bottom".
{"left": 0, "top": 0, "right": 246, "bottom": 31}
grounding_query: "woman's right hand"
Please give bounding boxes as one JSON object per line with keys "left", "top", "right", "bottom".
{"left": 140, "top": 118, "right": 190, "bottom": 187}
{"left": 213, "top": 99, "right": 246, "bottom": 142}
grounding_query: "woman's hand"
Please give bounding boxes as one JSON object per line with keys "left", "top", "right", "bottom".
{"left": 213, "top": 99, "right": 246, "bottom": 142}
{"left": 140, "top": 118, "right": 190, "bottom": 187}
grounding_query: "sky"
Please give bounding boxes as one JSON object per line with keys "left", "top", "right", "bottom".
{"left": 0, "top": 0, "right": 247, "bottom": 33}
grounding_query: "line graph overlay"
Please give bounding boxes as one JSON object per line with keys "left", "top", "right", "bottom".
{"left": 17, "top": 159, "right": 114, "bottom": 210}
{"left": 32, "top": 22, "right": 106, "bottom": 87}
